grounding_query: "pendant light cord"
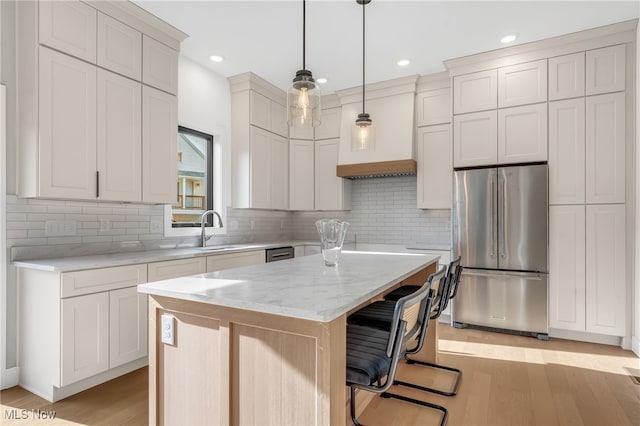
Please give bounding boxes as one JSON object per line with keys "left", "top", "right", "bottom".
{"left": 362, "top": 0, "right": 365, "bottom": 114}
{"left": 302, "top": 0, "right": 306, "bottom": 70}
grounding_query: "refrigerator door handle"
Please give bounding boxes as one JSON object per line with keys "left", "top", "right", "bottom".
{"left": 489, "top": 175, "right": 496, "bottom": 257}
{"left": 498, "top": 173, "right": 506, "bottom": 258}
{"left": 463, "top": 269, "right": 543, "bottom": 281}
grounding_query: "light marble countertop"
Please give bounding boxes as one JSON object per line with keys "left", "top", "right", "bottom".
{"left": 138, "top": 251, "right": 440, "bottom": 322}
{"left": 12, "top": 241, "right": 320, "bottom": 272}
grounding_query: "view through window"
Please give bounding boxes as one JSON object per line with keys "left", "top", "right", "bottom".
{"left": 171, "top": 126, "right": 214, "bottom": 227}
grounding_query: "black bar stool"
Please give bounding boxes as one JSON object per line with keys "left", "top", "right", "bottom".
{"left": 346, "top": 267, "right": 448, "bottom": 426}
{"left": 349, "top": 257, "right": 463, "bottom": 397}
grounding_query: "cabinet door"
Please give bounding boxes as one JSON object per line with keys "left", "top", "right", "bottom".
{"left": 142, "top": 85, "right": 177, "bottom": 204}
{"left": 97, "top": 69, "right": 142, "bottom": 202}
{"left": 271, "top": 134, "right": 289, "bottom": 210}
{"left": 39, "top": 0, "right": 97, "bottom": 63}
{"left": 39, "top": 46, "right": 97, "bottom": 199}
{"left": 148, "top": 257, "right": 207, "bottom": 282}
{"left": 315, "top": 139, "right": 350, "bottom": 210}
{"left": 453, "top": 110, "right": 497, "bottom": 167}
{"left": 206, "top": 251, "right": 265, "bottom": 272}
{"left": 498, "top": 59, "right": 547, "bottom": 107}
{"left": 417, "top": 125, "right": 452, "bottom": 209}
{"left": 498, "top": 103, "right": 547, "bottom": 164}
{"left": 97, "top": 13, "right": 142, "bottom": 80}
{"left": 289, "top": 139, "right": 315, "bottom": 211}
{"left": 586, "top": 44, "right": 626, "bottom": 96}
{"left": 585, "top": 204, "right": 625, "bottom": 336}
{"left": 549, "top": 52, "right": 585, "bottom": 101}
{"left": 271, "top": 101, "right": 288, "bottom": 137}
{"left": 61, "top": 292, "right": 109, "bottom": 386}
{"left": 549, "top": 205, "right": 585, "bottom": 331}
{"left": 549, "top": 98, "right": 585, "bottom": 205}
{"left": 289, "top": 124, "right": 313, "bottom": 141}
{"left": 249, "top": 126, "right": 272, "bottom": 209}
{"left": 453, "top": 69, "right": 497, "bottom": 114}
{"left": 416, "top": 88, "right": 451, "bottom": 127}
{"left": 315, "top": 108, "right": 341, "bottom": 140}
{"left": 142, "top": 35, "right": 178, "bottom": 95}
{"left": 250, "top": 91, "right": 271, "bottom": 131}
{"left": 109, "top": 287, "right": 148, "bottom": 368}
{"left": 585, "top": 92, "right": 625, "bottom": 204}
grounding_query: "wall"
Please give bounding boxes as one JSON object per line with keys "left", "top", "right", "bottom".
{"left": 294, "top": 176, "right": 451, "bottom": 248}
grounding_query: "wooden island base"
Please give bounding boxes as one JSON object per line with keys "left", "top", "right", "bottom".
{"left": 147, "top": 260, "right": 437, "bottom": 425}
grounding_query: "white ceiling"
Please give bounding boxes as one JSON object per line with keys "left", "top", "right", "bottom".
{"left": 133, "top": 1, "right": 639, "bottom": 94}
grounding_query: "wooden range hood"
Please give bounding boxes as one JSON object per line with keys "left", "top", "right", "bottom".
{"left": 336, "top": 159, "right": 417, "bottom": 179}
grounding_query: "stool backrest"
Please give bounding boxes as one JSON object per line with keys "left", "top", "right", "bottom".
{"left": 440, "top": 256, "right": 462, "bottom": 313}
{"left": 387, "top": 265, "right": 447, "bottom": 358}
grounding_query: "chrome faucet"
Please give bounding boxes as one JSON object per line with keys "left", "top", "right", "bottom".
{"left": 200, "top": 210, "right": 224, "bottom": 247}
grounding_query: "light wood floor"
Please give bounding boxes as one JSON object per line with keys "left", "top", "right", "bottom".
{"left": 2, "top": 325, "right": 639, "bottom": 425}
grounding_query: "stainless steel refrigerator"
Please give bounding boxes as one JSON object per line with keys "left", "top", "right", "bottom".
{"left": 452, "top": 163, "right": 548, "bottom": 339}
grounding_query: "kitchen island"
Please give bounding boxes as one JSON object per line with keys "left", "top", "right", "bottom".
{"left": 138, "top": 251, "right": 439, "bottom": 425}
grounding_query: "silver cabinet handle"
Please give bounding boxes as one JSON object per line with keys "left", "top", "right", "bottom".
{"left": 499, "top": 173, "right": 506, "bottom": 258}
{"left": 490, "top": 175, "right": 496, "bottom": 257}
{"left": 463, "top": 270, "right": 542, "bottom": 280}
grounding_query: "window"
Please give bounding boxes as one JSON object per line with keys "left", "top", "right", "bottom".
{"left": 171, "top": 126, "right": 214, "bottom": 228}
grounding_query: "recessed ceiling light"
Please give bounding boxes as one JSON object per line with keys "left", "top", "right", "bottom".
{"left": 317, "top": 78, "right": 328, "bottom": 84}
{"left": 500, "top": 33, "right": 518, "bottom": 44}
{"left": 397, "top": 59, "right": 411, "bottom": 67}
{"left": 209, "top": 55, "right": 224, "bottom": 62}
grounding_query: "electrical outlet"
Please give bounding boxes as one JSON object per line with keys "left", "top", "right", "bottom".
{"left": 150, "top": 221, "right": 162, "bottom": 233}
{"left": 161, "top": 314, "right": 175, "bottom": 345}
{"left": 250, "top": 220, "right": 255, "bottom": 230}
{"left": 45, "top": 220, "right": 77, "bottom": 237}
{"left": 280, "top": 219, "right": 284, "bottom": 229}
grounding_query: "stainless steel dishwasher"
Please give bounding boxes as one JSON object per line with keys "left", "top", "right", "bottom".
{"left": 265, "top": 246, "right": 295, "bottom": 262}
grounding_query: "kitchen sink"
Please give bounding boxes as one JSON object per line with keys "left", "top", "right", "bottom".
{"left": 200, "top": 245, "right": 237, "bottom": 251}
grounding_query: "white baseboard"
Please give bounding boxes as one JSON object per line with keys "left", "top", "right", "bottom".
{"left": 549, "top": 328, "right": 623, "bottom": 347}
{"left": 1, "top": 366, "right": 19, "bottom": 390}
{"left": 632, "top": 335, "right": 640, "bottom": 357}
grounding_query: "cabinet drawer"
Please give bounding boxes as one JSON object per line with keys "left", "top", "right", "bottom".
{"left": 207, "top": 250, "right": 265, "bottom": 273}
{"left": 61, "top": 264, "right": 147, "bottom": 298}
{"left": 147, "top": 257, "right": 207, "bottom": 282}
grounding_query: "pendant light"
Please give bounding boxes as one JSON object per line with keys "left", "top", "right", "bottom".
{"left": 287, "top": 0, "right": 321, "bottom": 128}
{"left": 351, "top": 0, "right": 375, "bottom": 151}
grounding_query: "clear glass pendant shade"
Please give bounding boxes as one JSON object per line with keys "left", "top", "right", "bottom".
{"left": 351, "top": 114, "right": 376, "bottom": 151}
{"left": 287, "top": 70, "right": 321, "bottom": 128}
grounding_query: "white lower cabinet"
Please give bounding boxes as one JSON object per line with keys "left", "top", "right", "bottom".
{"left": 147, "top": 257, "right": 206, "bottom": 282}
{"left": 61, "top": 292, "right": 110, "bottom": 386}
{"left": 207, "top": 250, "right": 265, "bottom": 272}
{"left": 549, "top": 205, "right": 586, "bottom": 331}
{"left": 549, "top": 204, "right": 626, "bottom": 337}
{"left": 585, "top": 204, "right": 626, "bottom": 336}
{"left": 109, "top": 286, "right": 148, "bottom": 368}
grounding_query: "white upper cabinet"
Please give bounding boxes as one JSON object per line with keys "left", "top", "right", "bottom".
{"left": 585, "top": 204, "right": 626, "bottom": 336}
{"left": 289, "top": 139, "right": 315, "bottom": 211}
{"left": 97, "top": 69, "right": 142, "bottom": 202}
{"left": 289, "top": 124, "right": 314, "bottom": 141}
{"left": 585, "top": 44, "right": 626, "bottom": 96}
{"left": 548, "top": 52, "right": 585, "bottom": 101}
{"left": 250, "top": 91, "right": 288, "bottom": 137}
{"left": 548, "top": 98, "right": 585, "bottom": 205}
{"left": 39, "top": 0, "right": 97, "bottom": 63}
{"left": 497, "top": 103, "right": 548, "bottom": 164}
{"left": 417, "top": 124, "right": 452, "bottom": 209}
{"left": 315, "top": 139, "right": 351, "bottom": 210}
{"left": 453, "top": 110, "right": 497, "bottom": 167}
{"left": 247, "top": 127, "right": 288, "bottom": 210}
{"left": 549, "top": 205, "right": 586, "bottom": 332}
{"left": 142, "top": 85, "right": 177, "bottom": 204}
{"left": 498, "top": 60, "right": 547, "bottom": 108}
{"left": 453, "top": 69, "right": 497, "bottom": 114}
{"left": 97, "top": 13, "right": 142, "bottom": 81}
{"left": 270, "top": 134, "right": 289, "bottom": 210}
{"left": 315, "top": 107, "right": 341, "bottom": 140}
{"left": 38, "top": 47, "right": 97, "bottom": 200}
{"left": 585, "top": 92, "right": 625, "bottom": 204}
{"left": 142, "top": 35, "right": 178, "bottom": 95}
{"left": 416, "top": 88, "right": 451, "bottom": 126}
